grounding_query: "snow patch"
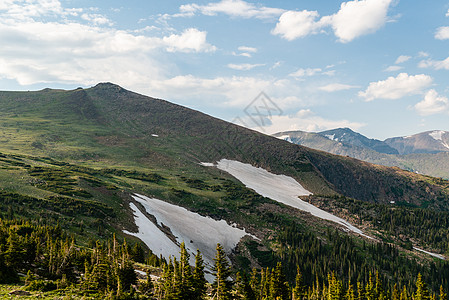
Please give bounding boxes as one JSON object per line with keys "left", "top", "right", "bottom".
{"left": 429, "top": 130, "right": 444, "bottom": 141}
{"left": 413, "top": 247, "right": 445, "bottom": 260}
{"left": 324, "top": 134, "right": 337, "bottom": 141}
{"left": 429, "top": 131, "right": 449, "bottom": 149}
{"left": 276, "top": 135, "right": 292, "bottom": 142}
{"left": 199, "top": 162, "right": 215, "bottom": 167}
{"left": 125, "top": 194, "right": 254, "bottom": 281}
{"left": 213, "top": 159, "right": 368, "bottom": 238}
{"left": 151, "top": 134, "right": 159, "bottom": 137}
{"left": 135, "top": 270, "right": 147, "bottom": 276}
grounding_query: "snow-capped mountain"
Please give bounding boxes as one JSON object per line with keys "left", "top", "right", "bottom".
{"left": 318, "top": 128, "right": 399, "bottom": 154}
{"left": 385, "top": 130, "right": 449, "bottom": 155}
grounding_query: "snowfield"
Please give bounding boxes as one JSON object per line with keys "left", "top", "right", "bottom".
{"left": 275, "top": 135, "right": 292, "bottom": 142}
{"left": 124, "top": 194, "right": 253, "bottom": 279}
{"left": 429, "top": 130, "right": 449, "bottom": 150}
{"left": 214, "top": 159, "right": 367, "bottom": 237}
{"left": 414, "top": 247, "right": 445, "bottom": 260}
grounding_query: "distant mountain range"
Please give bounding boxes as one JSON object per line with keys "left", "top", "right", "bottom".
{"left": 273, "top": 128, "right": 449, "bottom": 179}
{"left": 385, "top": 130, "right": 449, "bottom": 154}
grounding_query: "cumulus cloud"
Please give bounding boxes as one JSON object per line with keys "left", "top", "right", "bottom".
{"left": 81, "top": 13, "right": 113, "bottom": 26}
{"left": 384, "top": 65, "right": 403, "bottom": 72}
{"left": 0, "top": 0, "right": 217, "bottom": 86}
{"left": 163, "top": 28, "right": 217, "bottom": 53}
{"left": 418, "top": 56, "right": 449, "bottom": 70}
{"left": 319, "top": 83, "right": 359, "bottom": 92}
{"left": 414, "top": 89, "right": 449, "bottom": 116}
{"left": 179, "top": 0, "right": 285, "bottom": 20}
{"left": 272, "top": 0, "right": 394, "bottom": 43}
{"left": 395, "top": 55, "right": 411, "bottom": 64}
{"left": 435, "top": 26, "right": 449, "bottom": 40}
{"left": 330, "top": 0, "right": 393, "bottom": 43}
{"left": 359, "top": 73, "right": 433, "bottom": 101}
{"left": 227, "top": 63, "right": 264, "bottom": 70}
{"left": 271, "top": 10, "right": 328, "bottom": 40}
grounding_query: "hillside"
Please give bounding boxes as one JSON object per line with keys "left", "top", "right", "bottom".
{"left": 1, "top": 83, "right": 449, "bottom": 295}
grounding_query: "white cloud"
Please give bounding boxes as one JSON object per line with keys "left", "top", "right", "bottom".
{"left": 272, "top": 0, "right": 394, "bottom": 43}
{"left": 163, "top": 28, "right": 217, "bottom": 53}
{"left": 418, "top": 57, "right": 449, "bottom": 70}
{"left": 180, "top": 0, "right": 285, "bottom": 20}
{"left": 435, "top": 26, "right": 449, "bottom": 40}
{"left": 289, "top": 68, "right": 322, "bottom": 78}
{"left": 359, "top": 73, "right": 433, "bottom": 101}
{"left": 271, "top": 10, "right": 328, "bottom": 40}
{"left": 446, "top": 9, "right": 449, "bottom": 17}
{"left": 418, "top": 51, "right": 429, "bottom": 58}
{"left": 81, "top": 13, "right": 113, "bottom": 26}
{"left": 0, "top": 0, "right": 64, "bottom": 20}
{"left": 270, "top": 61, "right": 282, "bottom": 69}
{"left": 232, "top": 46, "right": 257, "bottom": 58}
{"left": 0, "top": 0, "right": 217, "bottom": 86}
{"left": 414, "top": 89, "right": 449, "bottom": 116}
{"left": 330, "top": 0, "right": 394, "bottom": 43}
{"left": 232, "top": 52, "right": 252, "bottom": 57}
{"left": 319, "top": 83, "right": 359, "bottom": 92}
{"left": 384, "top": 65, "right": 403, "bottom": 72}
{"left": 257, "top": 109, "right": 365, "bottom": 134}
{"left": 395, "top": 55, "right": 411, "bottom": 64}
{"left": 238, "top": 46, "right": 257, "bottom": 53}
{"left": 227, "top": 63, "right": 264, "bottom": 70}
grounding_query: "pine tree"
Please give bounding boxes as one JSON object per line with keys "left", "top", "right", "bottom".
{"left": 346, "top": 281, "right": 355, "bottom": 300}
{"left": 440, "top": 286, "right": 447, "bottom": 300}
{"left": 375, "top": 271, "right": 385, "bottom": 300}
{"left": 328, "top": 272, "right": 343, "bottom": 300}
{"left": 235, "top": 272, "right": 256, "bottom": 300}
{"left": 192, "top": 249, "right": 207, "bottom": 300}
{"left": 249, "top": 268, "right": 259, "bottom": 295}
{"left": 293, "top": 266, "right": 305, "bottom": 300}
{"left": 178, "top": 242, "right": 194, "bottom": 299}
{"left": 414, "top": 273, "right": 430, "bottom": 300}
{"left": 270, "top": 262, "right": 289, "bottom": 300}
{"left": 212, "top": 243, "right": 232, "bottom": 300}
{"left": 400, "top": 286, "right": 408, "bottom": 300}
{"left": 365, "top": 272, "right": 375, "bottom": 300}
{"left": 392, "top": 284, "right": 400, "bottom": 300}
{"left": 357, "top": 281, "right": 364, "bottom": 300}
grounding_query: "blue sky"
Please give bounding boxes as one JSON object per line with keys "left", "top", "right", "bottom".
{"left": 1, "top": 0, "right": 449, "bottom": 139}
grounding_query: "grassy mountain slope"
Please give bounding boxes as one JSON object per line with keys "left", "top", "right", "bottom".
{"left": 1, "top": 83, "right": 449, "bottom": 291}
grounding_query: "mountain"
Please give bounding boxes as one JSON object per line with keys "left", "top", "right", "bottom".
{"left": 319, "top": 127, "right": 399, "bottom": 154}
{"left": 385, "top": 130, "right": 449, "bottom": 154}
{"left": 1, "top": 83, "right": 449, "bottom": 294}
{"left": 274, "top": 129, "right": 449, "bottom": 179}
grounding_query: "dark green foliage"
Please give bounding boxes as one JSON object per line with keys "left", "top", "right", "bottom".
{"left": 213, "top": 243, "right": 233, "bottom": 300}
{"left": 0, "top": 191, "right": 114, "bottom": 218}
{"left": 309, "top": 195, "right": 449, "bottom": 253}
{"left": 102, "top": 168, "right": 164, "bottom": 183}
{"left": 25, "top": 279, "right": 58, "bottom": 292}
{"left": 27, "top": 166, "right": 93, "bottom": 198}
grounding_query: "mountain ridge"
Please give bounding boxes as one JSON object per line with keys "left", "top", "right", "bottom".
{"left": 274, "top": 128, "right": 449, "bottom": 179}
